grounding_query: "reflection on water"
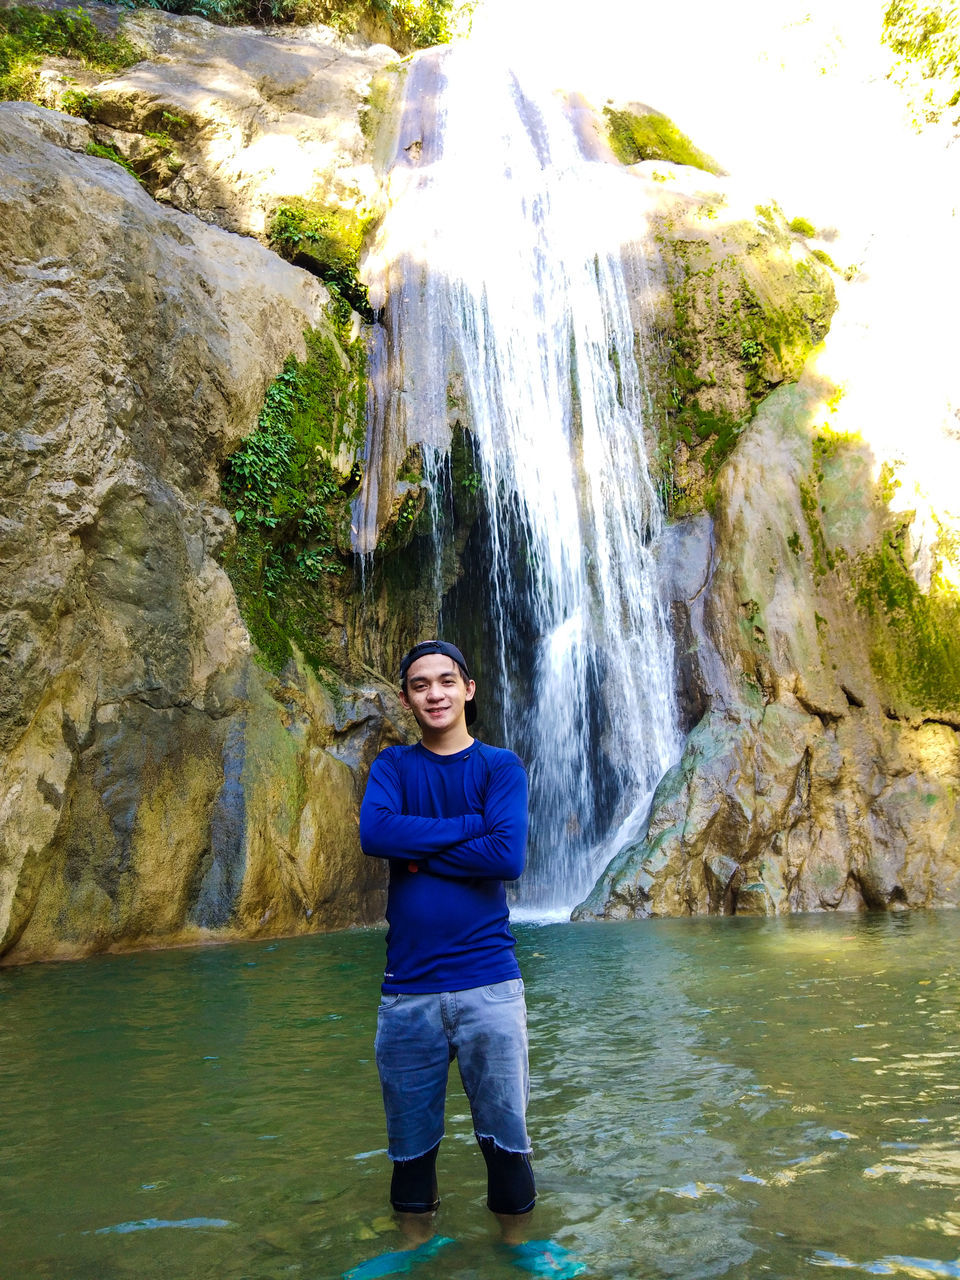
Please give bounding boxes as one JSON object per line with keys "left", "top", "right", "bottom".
{"left": 1, "top": 912, "right": 959, "bottom": 1278}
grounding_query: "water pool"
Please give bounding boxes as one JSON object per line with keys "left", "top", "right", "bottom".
{"left": 2, "top": 911, "right": 958, "bottom": 1279}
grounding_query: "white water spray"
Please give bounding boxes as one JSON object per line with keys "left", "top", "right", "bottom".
{"left": 359, "top": 41, "right": 683, "bottom": 911}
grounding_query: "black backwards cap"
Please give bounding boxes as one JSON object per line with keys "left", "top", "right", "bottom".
{"left": 399, "top": 640, "right": 477, "bottom": 726}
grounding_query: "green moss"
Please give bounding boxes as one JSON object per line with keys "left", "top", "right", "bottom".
{"left": 0, "top": 5, "right": 138, "bottom": 102}
{"left": 360, "top": 69, "right": 395, "bottom": 139}
{"left": 787, "top": 531, "right": 802, "bottom": 555}
{"left": 269, "top": 201, "right": 374, "bottom": 322}
{"left": 877, "top": 460, "right": 902, "bottom": 504}
{"left": 855, "top": 526, "right": 960, "bottom": 712}
{"left": 655, "top": 255, "right": 832, "bottom": 515}
{"left": 811, "top": 247, "right": 837, "bottom": 271}
{"left": 799, "top": 479, "right": 834, "bottom": 577}
{"left": 220, "top": 317, "right": 366, "bottom": 676}
{"left": 603, "top": 105, "right": 722, "bottom": 174}
{"left": 788, "top": 216, "right": 817, "bottom": 237}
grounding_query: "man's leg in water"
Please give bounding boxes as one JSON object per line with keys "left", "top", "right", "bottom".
{"left": 452, "top": 980, "right": 536, "bottom": 1240}
{"left": 374, "top": 993, "right": 451, "bottom": 1246}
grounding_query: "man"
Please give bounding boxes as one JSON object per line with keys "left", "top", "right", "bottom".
{"left": 358, "top": 639, "right": 536, "bottom": 1245}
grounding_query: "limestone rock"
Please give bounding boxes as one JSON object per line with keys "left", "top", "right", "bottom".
{"left": 578, "top": 374, "right": 960, "bottom": 921}
{"left": 35, "top": 3, "right": 401, "bottom": 238}
{"left": 0, "top": 102, "right": 401, "bottom": 963}
{"left": 621, "top": 165, "right": 837, "bottom": 514}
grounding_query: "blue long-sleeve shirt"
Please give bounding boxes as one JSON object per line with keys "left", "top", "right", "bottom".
{"left": 359, "top": 739, "right": 528, "bottom": 993}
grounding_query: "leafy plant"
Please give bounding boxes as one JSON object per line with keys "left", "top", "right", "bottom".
{"left": 740, "top": 338, "right": 764, "bottom": 369}
{"left": 60, "top": 86, "right": 101, "bottom": 116}
{"left": 86, "top": 139, "right": 139, "bottom": 179}
{"left": 97, "top": 0, "right": 464, "bottom": 42}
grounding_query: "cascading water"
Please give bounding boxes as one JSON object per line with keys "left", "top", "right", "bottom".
{"left": 358, "top": 39, "right": 683, "bottom": 913}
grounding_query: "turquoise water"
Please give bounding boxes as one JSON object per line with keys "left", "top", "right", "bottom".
{"left": 2, "top": 912, "right": 959, "bottom": 1279}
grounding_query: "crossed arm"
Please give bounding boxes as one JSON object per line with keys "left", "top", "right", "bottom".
{"left": 359, "top": 753, "right": 528, "bottom": 882}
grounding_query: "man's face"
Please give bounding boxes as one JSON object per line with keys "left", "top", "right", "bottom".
{"left": 400, "top": 653, "right": 476, "bottom": 734}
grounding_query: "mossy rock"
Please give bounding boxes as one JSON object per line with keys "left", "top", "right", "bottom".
{"left": 854, "top": 523, "right": 960, "bottom": 717}
{"left": 604, "top": 103, "right": 722, "bottom": 174}
{"left": 648, "top": 198, "right": 836, "bottom": 516}
{"left": 269, "top": 199, "right": 375, "bottom": 322}
{"left": 219, "top": 311, "right": 367, "bottom": 678}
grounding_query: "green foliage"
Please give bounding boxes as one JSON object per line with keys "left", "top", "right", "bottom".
{"left": 269, "top": 201, "right": 374, "bottom": 322}
{"left": 0, "top": 5, "right": 138, "bottom": 102}
{"left": 220, "top": 321, "right": 366, "bottom": 675}
{"left": 302, "top": 0, "right": 462, "bottom": 46}
{"left": 60, "top": 86, "right": 100, "bottom": 116}
{"left": 856, "top": 525, "right": 960, "bottom": 712}
{"left": 603, "top": 105, "right": 722, "bottom": 174}
{"left": 810, "top": 247, "right": 837, "bottom": 271}
{"left": 99, "top": 0, "right": 461, "bottom": 43}
{"left": 883, "top": 0, "right": 960, "bottom": 83}
{"left": 787, "top": 530, "right": 802, "bottom": 555}
{"left": 86, "top": 139, "right": 139, "bottom": 178}
{"left": 787, "top": 216, "right": 817, "bottom": 237}
{"left": 740, "top": 338, "right": 764, "bottom": 369}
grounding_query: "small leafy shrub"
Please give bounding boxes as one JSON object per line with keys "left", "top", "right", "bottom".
{"left": 603, "top": 105, "right": 721, "bottom": 175}
{"left": 269, "top": 201, "right": 374, "bottom": 321}
{"left": 856, "top": 524, "right": 960, "bottom": 712}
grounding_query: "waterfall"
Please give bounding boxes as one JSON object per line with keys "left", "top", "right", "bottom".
{"left": 358, "top": 41, "right": 682, "bottom": 913}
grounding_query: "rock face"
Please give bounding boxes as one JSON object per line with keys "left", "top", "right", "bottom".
{"left": 0, "top": 103, "right": 406, "bottom": 963}
{"left": 35, "top": 5, "right": 399, "bottom": 237}
{"left": 3, "top": 5, "right": 958, "bottom": 964}
{"left": 577, "top": 377, "right": 960, "bottom": 920}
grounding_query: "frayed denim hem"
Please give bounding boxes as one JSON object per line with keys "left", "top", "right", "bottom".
{"left": 474, "top": 1130, "right": 533, "bottom": 1155}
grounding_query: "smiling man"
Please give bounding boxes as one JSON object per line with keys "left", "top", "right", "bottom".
{"left": 358, "top": 639, "right": 536, "bottom": 1248}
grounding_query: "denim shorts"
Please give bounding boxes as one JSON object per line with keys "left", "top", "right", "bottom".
{"left": 374, "top": 978, "right": 531, "bottom": 1161}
